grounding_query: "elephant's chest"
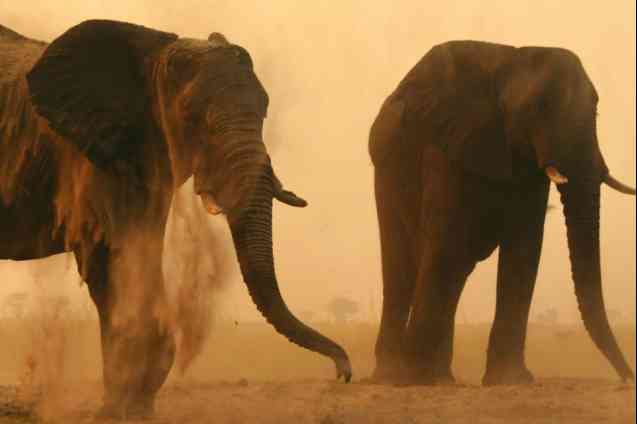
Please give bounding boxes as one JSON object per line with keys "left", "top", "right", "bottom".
{"left": 461, "top": 188, "right": 505, "bottom": 261}
{"left": 414, "top": 146, "right": 508, "bottom": 264}
{"left": 443, "top": 174, "right": 508, "bottom": 263}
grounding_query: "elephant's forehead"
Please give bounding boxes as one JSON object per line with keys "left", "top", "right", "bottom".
{"left": 172, "top": 38, "right": 216, "bottom": 52}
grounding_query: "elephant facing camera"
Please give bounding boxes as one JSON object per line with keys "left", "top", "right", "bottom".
{"left": 0, "top": 19, "right": 351, "bottom": 419}
{"left": 369, "top": 40, "right": 635, "bottom": 386}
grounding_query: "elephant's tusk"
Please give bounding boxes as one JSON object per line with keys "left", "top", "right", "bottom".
{"left": 200, "top": 193, "right": 224, "bottom": 215}
{"left": 545, "top": 166, "right": 569, "bottom": 185}
{"left": 274, "top": 189, "right": 308, "bottom": 208}
{"left": 604, "top": 173, "right": 636, "bottom": 195}
{"left": 270, "top": 168, "right": 308, "bottom": 207}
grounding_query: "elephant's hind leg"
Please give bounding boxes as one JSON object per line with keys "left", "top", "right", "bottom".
{"left": 372, "top": 168, "right": 417, "bottom": 382}
{"left": 483, "top": 179, "right": 549, "bottom": 385}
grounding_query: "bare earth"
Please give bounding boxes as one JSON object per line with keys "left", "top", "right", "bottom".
{"left": 0, "top": 320, "right": 634, "bottom": 423}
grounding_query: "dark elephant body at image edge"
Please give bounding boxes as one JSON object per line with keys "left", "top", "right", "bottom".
{"left": 369, "top": 40, "right": 635, "bottom": 386}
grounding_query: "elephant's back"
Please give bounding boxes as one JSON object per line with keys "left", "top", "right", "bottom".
{"left": 397, "top": 40, "right": 515, "bottom": 93}
{"left": 370, "top": 41, "right": 514, "bottom": 168}
{"left": 394, "top": 41, "right": 515, "bottom": 118}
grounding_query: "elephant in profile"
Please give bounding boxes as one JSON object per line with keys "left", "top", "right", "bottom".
{"left": 369, "top": 40, "right": 635, "bottom": 386}
{"left": 0, "top": 20, "right": 351, "bottom": 418}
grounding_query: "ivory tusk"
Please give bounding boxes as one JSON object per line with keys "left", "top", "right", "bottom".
{"left": 545, "top": 166, "right": 569, "bottom": 185}
{"left": 200, "top": 193, "right": 224, "bottom": 215}
{"left": 604, "top": 173, "right": 636, "bottom": 195}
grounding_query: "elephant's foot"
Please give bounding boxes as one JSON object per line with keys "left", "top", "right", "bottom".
{"left": 368, "top": 356, "right": 409, "bottom": 384}
{"left": 96, "top": 396, "right": 155, "bottom": 420}
{"left": 393, "top": 362, "right": 456, "bottom": 386}
{"left": 482, "top": 364, "right": 535, "bottom": 386}
{"left": 371, "top": 356, "right": 457, "bottom": 386}
{"left": 397, "top": 371, "right": 456, "bottom": 386}
{"left": 368, "top": 369, "right": 402, "bottom": 385}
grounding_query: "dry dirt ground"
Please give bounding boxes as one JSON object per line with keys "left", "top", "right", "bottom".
{"left": 0, "top": 319, "right": 634, "bottom": 423}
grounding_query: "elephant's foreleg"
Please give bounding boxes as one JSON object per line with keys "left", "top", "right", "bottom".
{"left": 76, "top": 234, "right": 175, "bottom": 419}
{"left": 372, "top": 169, "right": 416, "bottom": 382}
{"left": 483, "top": 180, "right": 550, "bottom": 385}
{"left": 75, "top": 243, "right": 120, "bottom": 409}
{"left": 403, "top": 258, "right": 474, "bottom": 384}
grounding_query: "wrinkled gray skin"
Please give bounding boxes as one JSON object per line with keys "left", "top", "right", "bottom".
{"left": 369, "top": 40, "right": 635, "bottom": 386}
{"left": 0, "top": 20, "right": 350, "bottom": 419}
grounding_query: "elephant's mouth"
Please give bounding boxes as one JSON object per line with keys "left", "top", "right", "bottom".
{"left": 198, "top": 174, "right": 309, "bottom": 218}
{"left": 196, "top": 179, "right": 247, "bottom": 216}
{"left": 199, "top": 192, "right": 225, "bottom": 215}
{"left": 545, "top": 166, "right": 569, "bottom": 185}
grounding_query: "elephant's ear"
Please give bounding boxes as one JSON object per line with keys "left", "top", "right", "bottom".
{"left": 400, "top": 42, "right": 514, "bottom": 181}
{"left": 26, "top": 20, "right": 177, "bottom": 173}
{"left": 496, "top": 47, "right": 575, "bottom": 170}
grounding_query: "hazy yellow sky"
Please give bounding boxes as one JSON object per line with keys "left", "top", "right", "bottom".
{"left": 1, "top": 1, "right": 635, "bottom": 324}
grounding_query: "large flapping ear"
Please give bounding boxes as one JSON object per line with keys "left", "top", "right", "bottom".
{"left": 26, "top": 20, "right": 177, "bottom": 174}
{"left": 399, "top": 42, "right": 514, "bottom": 181}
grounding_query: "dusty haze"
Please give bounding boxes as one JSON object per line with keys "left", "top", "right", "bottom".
{"left": 1, "top": 0, "right": 635, "bottom": 336}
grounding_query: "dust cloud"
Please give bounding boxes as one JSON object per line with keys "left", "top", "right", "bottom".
{"left": 0, "top": 0, "right": 635, "bottom": 391}
{"left": 0, "top": 2, "right": 635, "bottom": 422}
{"left": 2, "top": 0, "right": 634, "bottom": 327}
{"left": 163, "top": 178, "right": 235, "bottom": 373}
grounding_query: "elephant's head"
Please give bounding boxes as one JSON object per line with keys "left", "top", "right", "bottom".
{"left": 497, "top": 47, "right": 633, "bottom": 190}
{"left": 496, "top": 47, "right": 635, "bottom": 381}
{"left": 26, "top": 20, "right": 351, "bottom": 381}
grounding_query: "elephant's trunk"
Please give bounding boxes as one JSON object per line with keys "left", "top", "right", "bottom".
{"left": 558, "top": 181, "right": 634, "bottom": 381}
{"left": 195, "top": 127, "right": 269, "bottom": 213}
{"left": 227, "top": 166, "right": 352, "bottom": 381}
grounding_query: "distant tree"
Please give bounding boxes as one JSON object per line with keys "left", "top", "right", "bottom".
{"left": 326, "top": 296, "right": 359, "bottom": 323}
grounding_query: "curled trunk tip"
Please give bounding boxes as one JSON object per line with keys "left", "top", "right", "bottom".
{"left": 228, "top": 166, "right": 352, "bottom": 382}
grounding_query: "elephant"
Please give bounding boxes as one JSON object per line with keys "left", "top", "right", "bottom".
{"left": 0, "top": 20, "right": 351, "bottom": 418}
{"left": 368, "top": 40, "right": 635, "bottom": 386}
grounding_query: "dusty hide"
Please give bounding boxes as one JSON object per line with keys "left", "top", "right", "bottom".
{"left": 0, "top": 41, "right": 49, "bottom": 206}
{"left": 162, "top": 177, "right": 236, "bottom": 374}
